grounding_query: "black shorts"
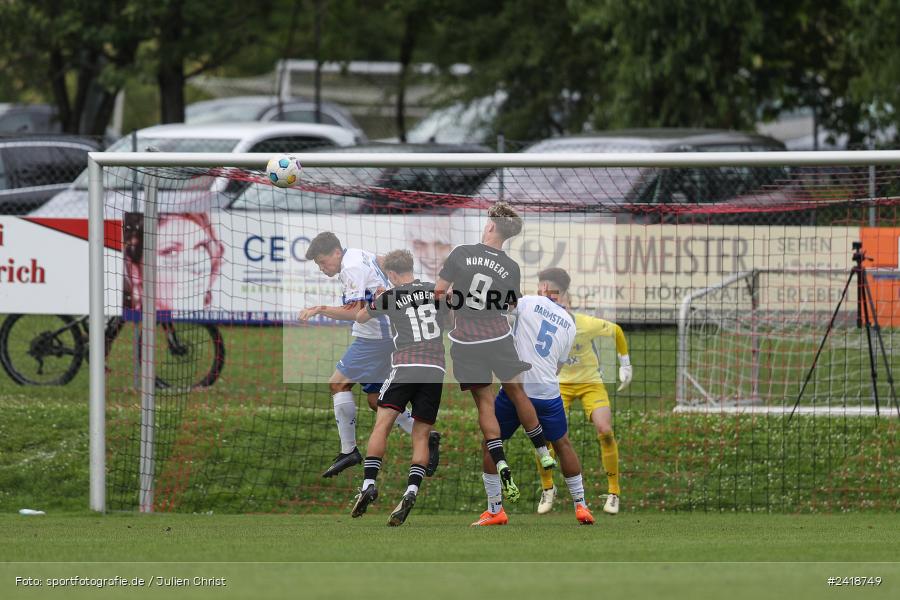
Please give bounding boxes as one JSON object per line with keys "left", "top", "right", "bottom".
{"left": 450, "top": 334, "right": 532, "bottom": 391}
{"left": 378, "top": 366, "right": 445, "bottom": 425}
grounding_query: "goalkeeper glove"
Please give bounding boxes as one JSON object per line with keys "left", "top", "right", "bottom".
{"left": 617, "top": 354, "right": 633, "bottom": 392}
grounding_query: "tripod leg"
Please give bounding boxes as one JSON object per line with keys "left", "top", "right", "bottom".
{"left": 859, "top": 274, "right": 880, "bottom": 416}
{"left": 860, "top": 269, "right": 900, "bottom": 418}
{"left": 790, "top": 268, "right": 856, "bottom": 422}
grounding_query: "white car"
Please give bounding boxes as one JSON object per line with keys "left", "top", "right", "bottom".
{"left": 32, "top": 122, "right": 356, "bottom": 218}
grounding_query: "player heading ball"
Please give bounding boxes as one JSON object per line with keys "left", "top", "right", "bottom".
{"left": 435, "top": 202, "right": 557, "bottom": 503}
{"left": 300, "top": 232, "right": 439, "bottom": 479}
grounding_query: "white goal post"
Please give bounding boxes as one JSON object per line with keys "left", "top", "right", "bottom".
{"left": 86, "top": 149, "right": 900, "bottom": 513}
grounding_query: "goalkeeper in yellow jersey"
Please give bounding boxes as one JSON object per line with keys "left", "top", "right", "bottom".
{"left": 532, "top": 267, "right": 632, "bottom": 515}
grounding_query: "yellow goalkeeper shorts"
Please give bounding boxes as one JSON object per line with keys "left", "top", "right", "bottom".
{"left": 560, "top": 382, "right": 610, "bottom": 419}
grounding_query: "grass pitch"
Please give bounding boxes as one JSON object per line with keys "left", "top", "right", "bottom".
{"left": 1, "top": 319, "right": 898, "bottom": 598}
{"left": 3, "top": 321, "right": 896, "bottom": 516}
{"left": 2, "top": 512, "right": 899, "bottom": 600}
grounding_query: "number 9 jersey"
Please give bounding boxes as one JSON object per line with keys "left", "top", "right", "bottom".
{"left": 438, "top": 242, "right": 522, "bottom": 343}
{"left": 509, "top": 295, "right": 576, "bottom": 400}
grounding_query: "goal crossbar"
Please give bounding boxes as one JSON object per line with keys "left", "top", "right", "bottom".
{"left": 88, "top": 150, "right": 900, "bottom": 169}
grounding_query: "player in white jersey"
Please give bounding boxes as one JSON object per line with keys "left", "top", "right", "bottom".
{"left": 300, "top": 232, "right": 440, "bottom": 478}
{"left": 472, "top": 294, "right": 595, "bottom": 526}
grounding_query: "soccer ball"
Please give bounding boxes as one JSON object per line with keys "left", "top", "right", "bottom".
{"left": 266, "top": 155, "right": 302, "bottom": 188}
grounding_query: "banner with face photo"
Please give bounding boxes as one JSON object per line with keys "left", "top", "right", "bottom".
{"left": 121, "top": 212, "right": 224, "bottom": 318}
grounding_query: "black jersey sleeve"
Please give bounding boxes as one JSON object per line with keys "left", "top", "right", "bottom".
{"left": 366, "top": 288, "right": 392, "bottom": 317}
{"left": 508, "top": 262, "right": 522, "bottom": 305}
{"left": 438, "top": 246, "right": 463, "bottom": 283}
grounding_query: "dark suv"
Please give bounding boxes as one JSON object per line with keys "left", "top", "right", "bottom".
{"left": 0, "top": 136, "right": 101, "bottom": 214}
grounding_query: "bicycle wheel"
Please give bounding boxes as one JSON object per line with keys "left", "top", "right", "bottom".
{"left": 153, "top": 322, "right": 225, "bottom": 390}
{"left": 0, "top": 314, "right": 85, "bottom": 385}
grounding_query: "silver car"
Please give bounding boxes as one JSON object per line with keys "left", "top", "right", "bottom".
{"left": 475, "top": 129, "right": 791, "bottom": 221}
{"left": 185, "top": 96, "right": 367, "bottom": 143}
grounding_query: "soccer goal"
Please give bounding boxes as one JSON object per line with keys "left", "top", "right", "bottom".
{"left": 676, "top": 267, "right": 900, "bottom": 416}
{"left": 85, "top": 149, "right": 900, "bottom": 514}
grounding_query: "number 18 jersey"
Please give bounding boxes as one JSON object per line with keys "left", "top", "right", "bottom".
{"left": 438, "top": 243, "right": 522, "bottom": 343}
{"left": 366, "top": 279, "right": 446, "bottom": 370}
{"left": 511, "top": 295, "right": 576, "bottom": 400}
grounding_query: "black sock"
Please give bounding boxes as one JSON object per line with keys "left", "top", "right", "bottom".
{"left": 364, "top": 456, "right": 382, "bottom": 481}
{"left": 525, "top": 424, "right": 548, "bottom": 449}
{"left": 408, "top": 464, "right": 426, "bottom": 491}
{"left": 485, "top": 438, "right": 507, "bottom": 467}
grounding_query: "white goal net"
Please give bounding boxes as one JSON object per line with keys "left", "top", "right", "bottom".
{"left": 677, "top": 267, "right": 900, "bottom": 415}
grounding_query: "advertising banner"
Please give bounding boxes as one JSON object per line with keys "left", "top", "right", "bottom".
{"left": 0, "top": 213, "right": 875, "bottom": 323}
{"left": 0, "top": 217, "right": 122, "bottom": 315}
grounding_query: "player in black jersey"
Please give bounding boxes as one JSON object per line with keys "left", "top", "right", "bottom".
{"left": 350, "top": 250, "right": 446, "bottom": 526}
{"left": 435, "top": 202, "right": 557, "bottom": 504}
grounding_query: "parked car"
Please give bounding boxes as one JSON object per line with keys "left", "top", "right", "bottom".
{"left": 32, "top": 122, "right": 356, "bottom": 218}
{"left": 186, "top": 96, "right": 367, "bottom": 143}
{"left": 228, "top": 142, "right": 494, "bottom": 213}
{"left": 474, "top": 129, "right": 802, "bottom": 221}
{"left": 0, "top": 104, "right": 61, "bottom": 134}
{"left": 0, "top": 136, "right": 101, "bottom": 214}
{"left": 405, "top": 93, "right": 505, "bottom": 145}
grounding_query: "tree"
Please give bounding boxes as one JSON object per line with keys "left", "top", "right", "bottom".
{"left": 585, "top": 0, "right": 774, "bottom": 130}
{"left": 0, "top": 0, "right": 146, "bottom": 135}
{"left": 140, "top": 0, "right": 276, "bottom": 124}
{"left": 844, "top": 0, "right": 900, "bottom": 145}
{"left": 435, "top": 0, "right": 900, "bottom": 144}
{"left": 433, "top": 0, "right": 609, "bottom": 140}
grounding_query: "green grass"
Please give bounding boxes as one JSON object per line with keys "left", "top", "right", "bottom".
{"left": 1, "top": 319, "right": 899, "bottom": 599}
{"left": 1, "top": 513, "right": 898, "bottom": 600}
{"left": 1, "top": 319, "right": 898, "bottom": 516}
{"left": 3, "top": 512, "right": 899, "bottom": 562}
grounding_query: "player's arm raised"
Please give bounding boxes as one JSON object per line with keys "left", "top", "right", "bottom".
{"left": 300, "top": 300, "right": 367, "bottom": 322}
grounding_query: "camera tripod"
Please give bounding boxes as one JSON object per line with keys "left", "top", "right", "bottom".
{"left": 791, "top": 241, "right": 900, "bottom": 420}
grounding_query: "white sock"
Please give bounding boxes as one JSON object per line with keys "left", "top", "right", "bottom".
{"left": 332, "top": 391, "right": 357, "bottom": 454}
{"left": 482, "top": 472, "right": 503, "bottom": 514}
{"left": 394, "top": 410, "right": 414, "bottom": 435}
{"left": 363, "top": 478, "right": 376, "bottom": 490}
{"left": 536, "top": 446, "right": 550, "bottom": 458}
{"left": 406, "top": 484, "right": 419, "bottom": 495}
{"left": 564, "top": 473, "right": 587, "bottom": 508}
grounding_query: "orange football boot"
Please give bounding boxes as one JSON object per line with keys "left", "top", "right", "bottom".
{"left": 575, "top": 504, "right": 595, "bottom": 525}
{"left": 470, "top": 508, "right": 509, "bottom": 526}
